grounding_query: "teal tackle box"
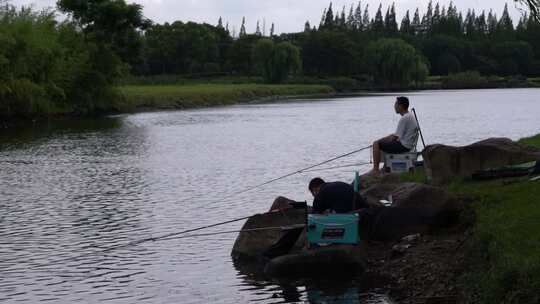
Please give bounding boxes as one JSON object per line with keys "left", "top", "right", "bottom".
{"left": 307, "top": 214, "right": 359, "bottom": 245}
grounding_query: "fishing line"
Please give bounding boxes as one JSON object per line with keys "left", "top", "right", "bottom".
{"left": 214, "top": 145, "right": 373, "bottom": 201}
{"left": 12, "top": 225, "right": 305, "bottom": 283}
{"left": 299, "top": 161, "right": 372, "bottom": 173}
{"left": 14, "top": 145, "right": 372, "bottom": 271}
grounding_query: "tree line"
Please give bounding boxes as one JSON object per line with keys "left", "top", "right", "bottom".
{"left": 1, "top": 0, "right": 540, "bottom": 117}
{"left": 137, "top": 1, "right": 540, "bottom": 83}
{"left": 0, "top": 0, "right": 148, "bottom": 116}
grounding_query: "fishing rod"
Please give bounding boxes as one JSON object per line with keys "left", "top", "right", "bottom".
{"left": 19, "top": 145, "right": 372, "bottom": 271}
{"left": 23, "top": 208, "right": 305, "bottom": 271}
{"left": 15, "top": 224, "right": 306, "bottom": 281}
{"left": 159, "top": 224, "right": 306, "bottom": 242}
{"left": 300, "top": 161, "right": 372, "bottom": 173}
{"left": 19, "top": 214, "right": 252, "bottom": 271}
{"left": 159, "top": 145, "right": 373, "bottom": 208}
{"left": 412, "top": 108, "right": 426, "bottom": 149}
{"left": 216, "top": 144, "right": 373, "bottom": 201}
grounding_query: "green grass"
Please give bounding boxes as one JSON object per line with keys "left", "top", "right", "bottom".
{"left": 451, "top": 179, "right": 540, "bottom": 303}
{"left": 116, "top": 84, "right": 334, "bottom": 111}
{"left": 400, "top": 135, "right": 540, "bottom": 303}
{"left": 518, "top": 134, "right": 540, "bottom": 147}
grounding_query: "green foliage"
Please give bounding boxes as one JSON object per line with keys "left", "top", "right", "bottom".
{"left": 453, "top": 178, "right": 540, "bottom": 303}
{"left": 442, "top": 71, "right": 488, "bottom": 89}
{"left": 141, "top": 21, "right": 231, "bottom": 75}
{"left": 252, "top": 39, "right": 301, "bottom": 83}
{"left": 57, "top": 0, "right": 149, "bottom": 67}
{"left": 0, "top": 6, "right": 69, "bottom": 117}
{"left": 364, "top": 38, "right": 428, "bottom": 87}
{"left": 227, "top": 34, "right": 260, "bottom": 74}
{"left": 491, "top": 41, "right": 534, "bottom": 75}
{"left": 518, "top": 134, "right": 540, "bottom": 147}
{"left": 301, "top": 30, "right": 355, "bottom": 76}
{"left": 0, "top": 1, "right": 148, "bottom": 118}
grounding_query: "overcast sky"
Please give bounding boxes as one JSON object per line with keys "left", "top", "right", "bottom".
{"left": 11, "top": 0, "right": 527, "bottom": 34}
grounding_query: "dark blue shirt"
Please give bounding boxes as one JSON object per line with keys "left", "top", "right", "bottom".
{"left": 313, "top": 182, "right": 366, "bottom": 214}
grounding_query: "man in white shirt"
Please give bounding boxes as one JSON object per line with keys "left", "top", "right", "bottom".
{"left": 368, "top": 96, "right": 418, "bottom": 175}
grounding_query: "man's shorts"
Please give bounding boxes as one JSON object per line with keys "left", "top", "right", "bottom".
{"left": 379, "top": 138, "right": 409, "bottom": 154}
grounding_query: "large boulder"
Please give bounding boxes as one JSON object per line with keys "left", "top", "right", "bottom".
{"left": 360, "top": 182, "right": 400, "bottom": 206}
{"left": 391, "top": 183, "right": 462, "bottom": 212}
{"left": 360, "top": 207, "right": 453, "bottom": 241}
{"left": 423, "top": 138, "right": 540, "bottom": 185}
{"left": 359, "top": 182, "right": 462, "bottom": 241}
{"left": 361, "top": 182, "right": 461, "bottom": 212}
{"left": 357, "top": 172, "right": 400, "bottom": 190}
{"left": 264, "top": 244, "right": 367, "bottom": 277}
{"left": 231, "top": 197, "right": 306, "bottom": 259}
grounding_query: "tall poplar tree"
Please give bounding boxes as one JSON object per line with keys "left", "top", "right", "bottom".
{"left": 411, "top": 8, "right": 421, "bottom": 35}
{"left": 324, "top": 2, "right": 334, "bottom": 28}
{"left": 498, "top": 3, "right": 514, "bottom": 33}
{"left": 354, "top": 1, "right": 363, "bottom": 30}
{"left": 346, "top": 4, "right": 355, "bottom": 30}
{"left": 373, "top": 4, "right": 384, "bottom": 32}
{"left": 363, "top": 4, "right": 370, "bottom": 30}
{"left": 255, "top": 20, "right": 262, "bottom": 36}
{"left": 401, "top": 10, "right": 412, "bottom": 35}
{"left": 240, "top": 17, "right": 247, "bottom": 36}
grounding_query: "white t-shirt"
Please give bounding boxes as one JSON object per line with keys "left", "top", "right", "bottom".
{"left": 395, "top": 112, "right": 419, "bottom": 150}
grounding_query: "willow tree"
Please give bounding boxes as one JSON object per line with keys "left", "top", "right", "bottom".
{"left": 364, "top": 38, "right": 429, "bottom": 87}
{"left": 252, "top": 39, "right": 301, "bottom": 83}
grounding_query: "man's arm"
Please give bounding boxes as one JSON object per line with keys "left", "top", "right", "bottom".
{"left": 312, "top": 195, "right": 327, "bottom": 214}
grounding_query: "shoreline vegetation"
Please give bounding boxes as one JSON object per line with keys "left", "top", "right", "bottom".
{"left": 2, "top": 79, "right": 538, "bottom": 124}
{"left": 3, "top": 1, "right": 540, "bottom": 120}
{"left": 116, "top": 84, "right": 334, "bottom": 112}
{"left": 399, "top": 133, "right": 540, "bottom": 303}
{"left": 114, "top": 72, "right": 539, "bottom": 113}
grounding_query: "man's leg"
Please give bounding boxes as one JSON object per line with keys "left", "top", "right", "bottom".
{"left": 367, "top": 139, "right": 384, "bottom": 175}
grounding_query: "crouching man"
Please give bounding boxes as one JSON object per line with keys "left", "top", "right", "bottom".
{"left": 308, "top": 177, "right": 369, "bottom": 214}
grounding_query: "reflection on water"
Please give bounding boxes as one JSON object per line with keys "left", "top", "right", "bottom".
{"left": 1, "top": 89, "right": 539, "bottom": 303}
{"left": 233, "top": 258, "right": 393, "bottom": 303}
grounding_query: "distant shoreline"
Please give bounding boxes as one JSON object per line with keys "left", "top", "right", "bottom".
{"left": 2, "top": 83, "right": 539, "bottom": 124}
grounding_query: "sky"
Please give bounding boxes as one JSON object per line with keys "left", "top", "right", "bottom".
{"left": 10, "top": 0, "right": 528, "bottom": 34}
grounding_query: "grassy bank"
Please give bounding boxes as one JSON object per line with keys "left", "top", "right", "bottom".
{"left": 402, "top": 134, "right": 540, "bottom": 303}
{"left": 116, "top": 84, "right": 334, "bottom": 111}
{"left": 120, "top": 74, "right": 540, "bottom": 93}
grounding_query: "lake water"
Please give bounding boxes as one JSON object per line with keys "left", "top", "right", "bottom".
{"left": 1, "top": 89, "right": 539, "bottom": 303}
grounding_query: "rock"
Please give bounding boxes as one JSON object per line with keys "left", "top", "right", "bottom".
{"left": 231, "top": 198, "right": 306, "bottom": 259}
{"left": 361, "top": 182, "right": 461, "bottom": 213}
{"left": 423, "top": 137, "right": 540, "bottom": 185}
{"left": 360, "top": 182, "right": 400, "bottom": 206}
{"left": 269, "top": 196, "right": 296, "bottom": 212}
{"left": 361, "top": 207, "right": 439, "bottom": 241}
{"left": 358, "top": 183, "right": 462, "bottom": 241}
{"left": 391, "top": 183, "right": 462, "bottom": 212}
{"left": 357, "top": 172, "right": 400, "bottom": 190}
{"left": 402, "top": 234, "right": 421, "bottom": 243}
{"left": 392, "top": 244, "right": 411, "bottom": 254}
{"left": 264, "top": 244, "right": 367, "bottom": 277}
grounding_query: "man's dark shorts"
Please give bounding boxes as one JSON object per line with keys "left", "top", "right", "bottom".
{"left": 379, "top": 138, "right": 409, "bottom": 153}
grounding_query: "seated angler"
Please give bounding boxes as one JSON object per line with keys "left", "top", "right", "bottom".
{"left": 308, "top": 177, "right": 368, "bottom": 214}
{"left": 368, "top": 96, "right": 418, "bottom": 176}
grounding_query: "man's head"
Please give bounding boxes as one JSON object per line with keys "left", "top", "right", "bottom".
{"left": 308, "top": 177, "right": 326, "bottom": 197}
{"left": 394, "top": 96, "right": 409, "bottom": 114}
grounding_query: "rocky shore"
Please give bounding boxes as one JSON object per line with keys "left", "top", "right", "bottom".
{"left": 231, "top": 136, "right": 540, "bottom": 303}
